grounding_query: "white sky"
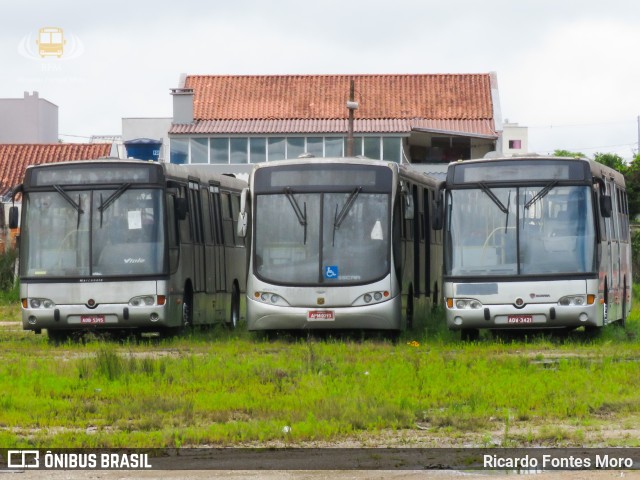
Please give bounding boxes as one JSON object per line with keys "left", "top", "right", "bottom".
{"left": 2, "top": 0, "right": 640, "bottom": 160}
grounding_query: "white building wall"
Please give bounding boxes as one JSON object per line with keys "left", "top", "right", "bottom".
{"left": 501, "top": 121, "right": 529, "bottom": 155}
{"left": 122, "top": 118, "right": 172, "bottom": 161}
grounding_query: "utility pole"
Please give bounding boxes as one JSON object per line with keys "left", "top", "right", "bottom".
{"left": 346, "top": 79, "right": 358, "bottom": 157}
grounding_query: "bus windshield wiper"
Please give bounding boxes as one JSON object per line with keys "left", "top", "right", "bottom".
{"left": 524, "top": 181, "right": 558, "bottom": 209}
{"left": 478, "top": 183, "right": 508, "bottom": 214}
{"left": 333, "top": 187, "right": 362, "bottom": 245}
{"left": 53, "top": 185, "right": 84, "bottom": 228}
{"left": 284, "top": 188, "right": 307, "bottom": 244}
{"left": 98, "top": 183, "right": 131, "bottom": 227}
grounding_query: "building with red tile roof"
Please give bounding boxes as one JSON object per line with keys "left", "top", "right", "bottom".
{"left": 168, "top": 73, "right": 506, "bottom": 174}
{"left": 0, "top": 143, "right": 112, "bottom": 197}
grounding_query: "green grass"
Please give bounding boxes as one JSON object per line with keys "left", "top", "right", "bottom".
{"left": 1, "top": 288, "right": 640, "bottom": 448}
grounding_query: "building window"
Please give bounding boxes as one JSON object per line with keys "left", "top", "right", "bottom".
{"left": 307, "top": 137, "right": 323, "bottom": 157}
{"left": 171, "top": 135, "right": 406, "bottom": 164}
{"left": 364, "top": 137, "right": 381, "bottom": 160}
{"left": 210, "top": 138, "right": 228, "bottom": 164}
{"left": 191, "top": 138, "right": 208, "bottom": 164}
{"left": 268, "top": 137, "right": 286, "bottom": 161}
{"left": 170, "top": 139, "right": 188, "bottom": 165}
{"left": 230, "top": 138, "right": 248, "bottom": 164}
{"left": 383, "top": 137, "right": 402, "bottom": 163}
{"left": 287, "top": 137, "right": 305, "bottom": 159}
{"left": 509, "top": 139, "right": 522, "bottom": 149}
{"left": 250, "top": 137, "right": 267, "bottom": 163}
{"left": 325, "top": 137, "right": 343, "bottom": 157}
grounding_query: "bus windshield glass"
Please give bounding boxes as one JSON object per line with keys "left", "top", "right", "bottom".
{"left": 445, "top": 185, "right": 596, "bottom": 277}
{"left": 255, "top": 191, "right": 390, "bottom": 285}
{"left": 21, "top": 188, "right": 165, "bottom": 278}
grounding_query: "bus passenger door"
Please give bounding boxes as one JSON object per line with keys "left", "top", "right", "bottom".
{"left": 188, "top": 181, "right": 206, "bottom": 294}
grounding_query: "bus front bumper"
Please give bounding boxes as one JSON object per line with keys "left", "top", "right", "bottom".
{"left": 22, "top": 304, "right": 170, "bottom": 332}
{"left": 247, "top": 294, "right": 403, "bottom": 331}
{"left": 446, "top": 302, "right": 600, "bottom": 330}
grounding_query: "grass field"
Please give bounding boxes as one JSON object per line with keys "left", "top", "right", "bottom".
{"left": 0, "top": 288, "right": 639, "bottom": 449}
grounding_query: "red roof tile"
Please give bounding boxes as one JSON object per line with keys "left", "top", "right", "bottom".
{"left": 170, "top": 118, "right": 497, "bottom": 137}
{"left": 184, "top": 74, "right": 495, "bottom": 121}
{"left": 0, "top": 143, "right": 112, "bottom": 196}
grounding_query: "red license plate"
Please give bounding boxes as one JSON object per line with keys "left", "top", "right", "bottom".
{"left": 507, "top": 315, "right": 534, "bottom": 324}
{"left": 307, "top": 310, "right": 335, "bottom": 321}
{"left": 80, "top": 315, "right": 105, "bottom": 324}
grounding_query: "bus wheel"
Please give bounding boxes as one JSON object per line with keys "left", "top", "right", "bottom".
{"left": 405, "top": 287, "right": 414, "bottom": 330}
{"left": 620, "top": 278, "right": 628, "bottom": 328}
{"left": 47, "top": 329, "right": 71, "bottom": 345}
{"left": 181, "top": 288, "right": 193, "bottom": 333}
{"left": 461, "top": 328, "right": 479, "bottom": 342}
{"left": 228, "top": 283, "right": 240, "bottom": 330}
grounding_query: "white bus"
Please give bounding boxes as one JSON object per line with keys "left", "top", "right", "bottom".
{"left": 10, "top": 159, "right": 247, "bottom": 341}
{"left": 238, "top": 158, "right": 442, "bottom": 334}
{"left": 434, "top": 155, "right": 631, "bottom": 339}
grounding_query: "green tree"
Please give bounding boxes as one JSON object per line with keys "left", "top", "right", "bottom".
{"left": 593, "top": 152, "right": 627, "bottom": 174}
{"left": 623, "top": 152, "right": 640, "bottom": 219}
{"left": 553, "top": 149, "right": 585, "bottom": 158}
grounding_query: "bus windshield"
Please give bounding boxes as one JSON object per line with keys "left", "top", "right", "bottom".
{"left": 445, "top": 185, "right": 596, "bottom": 276}
{"left": 255, "top": 192, "right": 389, "bottom": 285}
{"left": 21, "top": 188, "right": 165, "bottom": 278}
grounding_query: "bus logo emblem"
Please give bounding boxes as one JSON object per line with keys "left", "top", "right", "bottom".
{"left": 37, "top": 27, "right": 66, "bottom": 58}
{"left": 317, "top": 297, "right": 325, "bottom": 305}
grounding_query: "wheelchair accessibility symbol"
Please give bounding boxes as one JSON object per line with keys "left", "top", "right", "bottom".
{"left": 324, "top": 266, "right": 339, "bottom": 279}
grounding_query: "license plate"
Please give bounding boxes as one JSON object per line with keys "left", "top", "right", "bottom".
{"left": 307, "top": 310, "right": 335, "bottom": 321}
{"left": 80, "top": 315, "right": 105, "bottom": 324}
{"left": 507, "top": 315, "right": 534, "bottom": 324}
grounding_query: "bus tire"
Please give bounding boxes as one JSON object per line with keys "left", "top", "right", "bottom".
{"left": 228, "top": 282, "right": 240, "bottom": 329}
{"left": 406, "top": 287, "right": 414, "bottom": 330}
{"left": 181, "top": 285, "right": 193, "bottom": 333}
{"left": 620, "top": 278, "right": 627, "bottom": 328}
{"left": 47, "top": 329, "right": 71, "bottom": 345}
{"left": 461, "top": 328, "right": 479, "bottom": 342}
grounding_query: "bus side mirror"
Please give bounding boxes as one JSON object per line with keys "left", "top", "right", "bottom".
{"left": 432, "top": 199, "right": 443, "bottom": 230}
{"left": 237, "top": 187, "right": 249, "bottom": 238}
{"left": 600, "top": 195, "right": 612, "bottom": 218}
{"left": 8, "top": 206, "right": 19, "bottom": 229}
{"left": 174, "top": 197, "right": 188, "bottom": 221}
{"left": 403, "top": 193, "right": 414, "bottom": 220}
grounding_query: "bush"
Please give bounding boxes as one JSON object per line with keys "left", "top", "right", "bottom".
{"left": 633, "top": 230, "right": 640, "bottom": 283}
{"left": 0, "top": 249, "right": 17, "bottom": 292}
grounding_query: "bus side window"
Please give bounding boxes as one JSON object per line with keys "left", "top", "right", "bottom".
{"left": 178, "top": 186, "right": 192, "bottom": 243}
{"left": 189, "top": 182, "right": 204, "bottom": 245}
{"left": 209, "top": 186, "right": 224, "bottom": 246}
{"left": 220, "top": 192, "right": 235, "bottom": 247}
{"left": 166, "top": 192, "right": 179, "bottom": 272}
{"left": 230, "top": 193, "right": 244, "bottom": 247}
{"left": 201, "top": 188, "right": 213, "bottom": 245}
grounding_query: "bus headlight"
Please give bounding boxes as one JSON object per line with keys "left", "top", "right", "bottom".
{"left": 448, "top": 298, "right": 483, "bottom": 310}
{"left": 27, "top": 298, "right": 56, "bottom": 309}
{"left": 254, "top": 291, "right": 289, "bottom": 306}
{"left": 129, "top": 295, "right": 156, "bottom": 307}
{"left": 558, "top": 295, "right": 593, "bottom": 306}
{"left": 356, "top": 291, "right": 390, "bottom": 306}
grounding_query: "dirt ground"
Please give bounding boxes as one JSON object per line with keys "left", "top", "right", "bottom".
{"left": 5, "top": 469, "right": 640, "bottom": 479}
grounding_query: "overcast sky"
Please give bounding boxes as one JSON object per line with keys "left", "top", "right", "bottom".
{"left": 2, "top": 0, "right": 640, "bottom": 160}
